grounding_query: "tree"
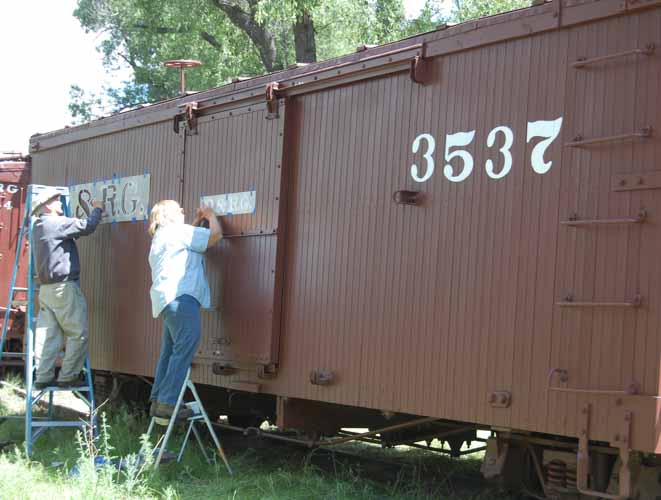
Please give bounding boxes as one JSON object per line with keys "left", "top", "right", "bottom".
{"left": 70, "top": 0, "right": 440, "bottom": 120}
{"left": 449, "top": 0, "right": 530, "bottom": 23}
{"left": 69, "top": 0, "right": 532, "bottom": 123}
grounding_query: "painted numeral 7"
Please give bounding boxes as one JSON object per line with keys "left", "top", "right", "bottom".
{"left": 526, "top": 117, "right": 563, "bottom": 174}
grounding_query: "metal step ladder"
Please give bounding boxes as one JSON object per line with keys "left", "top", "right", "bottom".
{"left": 0, "top": 185, "right": 97, "bottom": 456}
{"left": 146, "top": 367, "right": 232, "bottom": 473}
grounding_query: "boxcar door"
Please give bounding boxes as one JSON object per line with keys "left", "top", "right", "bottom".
{"left": 182, "top": 101, "right": 288, "bottom": 379}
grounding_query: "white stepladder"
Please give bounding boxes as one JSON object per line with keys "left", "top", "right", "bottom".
{"left": 146, "top": 367, "right": 232, "bottom": 473}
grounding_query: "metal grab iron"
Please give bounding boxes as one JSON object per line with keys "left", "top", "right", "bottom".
{"left": 548, "top": 368, "right": 641, "bottom": 396}
{"left": 565, "top": 127, "right": 653, "bottom": 148}
{"left": 572, "top": 43, "right": 655, "bottom": 68}
{"left": 556, "top": 294, "right": 643, "bottom": 309}
{"left": 561, "top": 210, "right": 647, "bottom": 227}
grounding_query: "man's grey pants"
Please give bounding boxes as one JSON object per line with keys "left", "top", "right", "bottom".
{"left": 34, "top": 281, "right": 89, "bottom": 383}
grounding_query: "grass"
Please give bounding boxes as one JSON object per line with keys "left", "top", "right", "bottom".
{"left": 0, "top": 377, "right": 517, "bottom": 499}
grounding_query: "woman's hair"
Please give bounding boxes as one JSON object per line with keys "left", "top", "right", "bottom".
{"left": 148, "top": 200, "right": 182, "bottom": 237}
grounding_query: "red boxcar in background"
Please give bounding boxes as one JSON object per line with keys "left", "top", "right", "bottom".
{"left": 0, "top": 156, "right": 30, "bottom": 370}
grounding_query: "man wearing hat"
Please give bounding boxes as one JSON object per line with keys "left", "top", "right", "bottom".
{"left": 31, "top": 188, "right": 104, "bottom": 389}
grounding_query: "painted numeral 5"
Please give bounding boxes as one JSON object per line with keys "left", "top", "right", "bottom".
{"left": 443, "top": 130, "right": 476, "bottom": 183}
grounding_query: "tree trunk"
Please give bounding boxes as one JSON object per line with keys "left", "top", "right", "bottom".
{"left": 210, "top": 0, "right": 282, "bottom": 72}
{"left": 293, "top": 11, "right": 316, "bottom": 64}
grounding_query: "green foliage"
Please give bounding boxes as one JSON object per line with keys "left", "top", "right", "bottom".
{"left": 0, "top": 382, "right": 515, "bottom": 499}
{"left": 74, "top": 0, "right": 266, "bottom": 108}
{"left": 68, "top": 85, "right": 104, "bottom": 123}
{"left": 449, "top": 0, "right": 531, "bottom": 23}
{"left": 69, "top": 0, "right": 536, "bottom": 123}
{"left": 69, "top": 0, "right": 442, "bottom": 120}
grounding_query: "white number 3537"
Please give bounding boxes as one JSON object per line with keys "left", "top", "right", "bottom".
{"left": 410, "top": 117, "right": 563, "bottom": 183}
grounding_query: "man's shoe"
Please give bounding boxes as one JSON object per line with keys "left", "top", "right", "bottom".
{"left": 57, "top": 378, "right": 87, "bottom": 389}
{"left": 153, "top": 403, "right": 193, "bottom": 421}
{"left": 34, "top": 380, "right": 55, "bottom": 390}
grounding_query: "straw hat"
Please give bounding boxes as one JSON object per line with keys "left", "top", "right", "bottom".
{"left": 30, "top": 188, "right": 62, "bottom": 215}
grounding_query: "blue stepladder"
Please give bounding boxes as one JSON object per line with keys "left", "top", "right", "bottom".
{"left": 0, "top": 184, "right": 97, "bottom": 456}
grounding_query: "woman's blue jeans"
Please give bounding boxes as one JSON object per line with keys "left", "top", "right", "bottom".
{"left": 150, "top": 295, "right": 201, "bottom": 406}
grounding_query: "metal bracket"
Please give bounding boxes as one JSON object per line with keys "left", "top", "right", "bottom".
{"left": 310, "top": 370, "right": 335, "bottom": 386}
{"left": 577, "top": 404, "right": 632, "bottom": 499}
{"left": 393, "top": 190, "right": 422, "bottom": 205}
{"left": 265, "top": 82, "right": 281, "bottom": 120}
{"left": 212, "top": 363, "right": 237, "bottom": 376}
{"left": 488, "top": 390, "right": 512, "bottom": 408}
{"left": 173, "top": 101, "right": 199, "bottom": 134}
{"left": 257, "top": 363, "right": 277, "bottom": 380}
{"left": 184, "top": 102, "right": 199, "bottom": 133}
{"left": 409, "top": 53, "right": 429, "bottom": 85}
{"left": 553, "top": 0, "right": 563, "bottom": 27}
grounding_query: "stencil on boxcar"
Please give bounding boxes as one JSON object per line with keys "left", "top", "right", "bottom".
{"left": 200, "top": 190, "right": 256, "bottom": 216}
{"left": 70, "top": 174, "right": 151, "bottom": 223}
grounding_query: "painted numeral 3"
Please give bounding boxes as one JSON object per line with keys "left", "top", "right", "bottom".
{"left": 411, "top": 133, "right": 436, "bottom": 183}
{"left": 485, "top": 126, "right": 513, "bottom": 179}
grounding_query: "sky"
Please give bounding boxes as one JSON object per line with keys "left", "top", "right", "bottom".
{"left": 0, "top": 0, "right": 443, "bottom": 154}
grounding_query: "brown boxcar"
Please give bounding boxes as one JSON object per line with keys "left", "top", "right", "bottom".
{"left": 0, "top": 156, "right": 30, "bottom": 370}
{"left": 28, "top": 0, "right": 661, "bottom": 496}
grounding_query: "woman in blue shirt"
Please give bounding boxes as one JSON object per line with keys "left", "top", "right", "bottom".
{"left": 147, "top": 200, "right": 222, "bottom": 420}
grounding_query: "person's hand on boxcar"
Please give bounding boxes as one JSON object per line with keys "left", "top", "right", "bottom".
{"left": 91, "top": 200, "right": 105, "bottom": 214}
{"left": 200, "top": 207, "right": 222, "bottom": 247}
{"left": 192, "top": 207, "right": 207, "bottom": 227}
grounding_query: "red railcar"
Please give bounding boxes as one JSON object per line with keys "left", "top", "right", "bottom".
{"left": 0, "top": 156, "right": 30, "bottom": 370}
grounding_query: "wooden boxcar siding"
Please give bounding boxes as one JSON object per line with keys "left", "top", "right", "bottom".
{"left": 271, "top": 9, "right": 661, "bottom": 450}
{"left": 32, "top": 122, "right": 184, "bottom": 374}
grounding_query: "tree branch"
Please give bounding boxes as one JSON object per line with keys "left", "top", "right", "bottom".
{"left": 200, "top": 31, "right": 222, "bottom": 49}
{"left": 131, "top": 21, "right": 188, "bottom": 34}
{"left": 118, "top": 52, "right": 139, "bottom": 71}
{"left": 130, "top": 22, "right": 222, "bottom": 51}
